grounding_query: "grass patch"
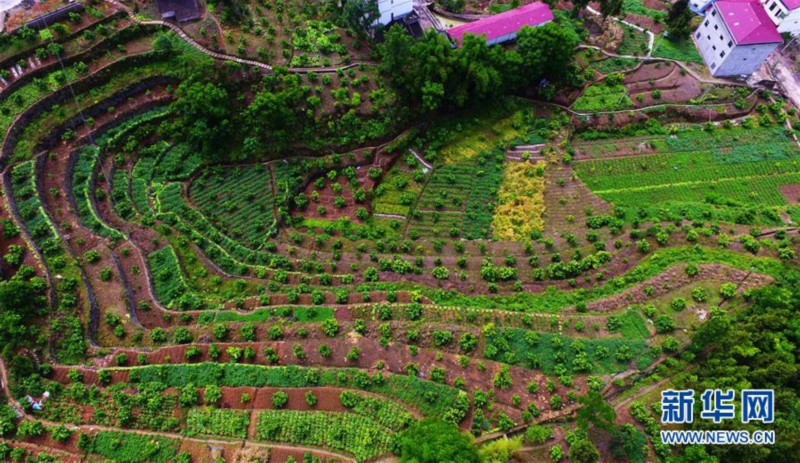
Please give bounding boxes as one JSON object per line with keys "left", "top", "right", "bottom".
{"left": 616, "top": 24, "right": 650, "bottom": 57}
{"left": 651, "top": 35, "right": 703, "bottom": 63}
{"left": 573, "top": 83, "right": 633, "bottom": 112}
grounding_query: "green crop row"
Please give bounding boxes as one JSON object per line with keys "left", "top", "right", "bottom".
{"left": 122, "top": 363, "right": 463, "bottom": 418}
{"left": 256, "top": 410, "right": 393, "bottom": 462}
{"left": 185, "top": 407, "right": 250, "bottom": 439}
{"left": 147, "top": 246, "right": 190, "bottom": 307}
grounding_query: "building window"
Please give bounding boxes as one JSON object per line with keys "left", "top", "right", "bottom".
{"left": 712, "top": 9, "right": 717, "bottom": 15}
{"left": 708, "top": 35, "right": 711, "bottom": 40}
{"left": 705, "top": 19, "right": 709, "bottom": 26}
{"left": 720, "top": 50, "right": 726, "bottom": 58}
{"left": 728, "top": 40, "right": 733, "bottom": 47}
{"left": 696, "top": 32, "right": 702, "bottom": 39}
{"left": 714, "top": 24, "right": 719, "bottom": 30}
{"left": 713, "top": 45, "right": 717, "bottom": 50}
{"left": 711, "top": 62, "right": 717, "bottom": 69}
{"left": 719, "top": 35, "right": 723, "bottom": 40}
{"left": 769, "top": 2, "right": 777, "bottom": 10}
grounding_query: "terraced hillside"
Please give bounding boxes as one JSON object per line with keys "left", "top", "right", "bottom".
{"left": 0, "top": 1, "right": 797, "bottom": 463}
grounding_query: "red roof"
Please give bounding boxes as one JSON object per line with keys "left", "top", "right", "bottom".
{"left": 716, "top": 0, "right": 782, "bottom": 45}
{"left": 447, "top": 2, "right": 554, "bottom": 46}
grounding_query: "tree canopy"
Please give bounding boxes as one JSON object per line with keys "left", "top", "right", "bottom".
{"left": 399, "top": 419, "right": 480, "bottom": 463}
{"left": 666, "top": 0, "right": 695, "bottom": 40}
{"left": 378, "top": 20, "right": 581, "bottom": 113}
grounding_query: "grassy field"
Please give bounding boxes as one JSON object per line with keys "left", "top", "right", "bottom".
{"left": 573, "top": 83, "right": 633, "bottom": 112}
{"left": 616, "top": 24, "right": 650, "bottom": 57}
{"left": 189, "top": 164, "right": 277, "bottom": 249}
{"left": 651, "top": 35, "right": 703, "bottom": 63}
{"left": 574, "top": 127, "right": 800, "bottom": 223}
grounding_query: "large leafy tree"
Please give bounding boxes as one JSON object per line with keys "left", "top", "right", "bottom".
{"left": 516, "top": 23, "right": 580, "bottom": 81}
{"left": 341, "top": 0, "right": 380, "bottom": 38}
{"left": 679, "top": 283, "right": 800, "bottom": 461}
{"left": 0, "top": 280, "right": 39, "bottom": 349}
{"left": 379, "top": 22, "right": 580, "bottom": 112}
{"left": 245, "top": 73, "right": 307, "bottom": 154}
{"left": 399, "top": 420, "right": 480, "bottom": 463}
{"left": 569, "top": 436, "right": 601, "bottom": 463}
{"left": 666, "top": 0, "right": 695, "bottom": 40}
{"left": 600, "top": 0, "right": 624, "bottom": 18}
{"left": 171, "top": 80, "right": 234, "bottom": 160}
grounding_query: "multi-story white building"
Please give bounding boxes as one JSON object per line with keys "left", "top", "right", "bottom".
{"left": 694, "top": 0, "right": 782, "bottom": 76}
{"left": 760, "top": 0, "right": 800, "bottom": 35}
{"left": 374, "top": 0, "right": 414, "bottom": 26}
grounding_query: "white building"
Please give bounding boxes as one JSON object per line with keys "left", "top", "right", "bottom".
{"left": 760, "top": 0, "right": 800, "bottom": 35}
{"left": 694, "top": 0, "right": 782, "bottom": 76}
{"left": 374, "top": 0, "right": 414, "bottom": 26}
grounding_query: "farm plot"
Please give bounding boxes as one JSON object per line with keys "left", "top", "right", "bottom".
{"left": 72, "top": 146, "right": 124, "bottom": 240}
{"left": 651, "top": 35, "right": 703, "bottom": 64}
{"left": 372, "top": 163, "right": 427, "bottom": 218}
{"left": 151, "top": 143, "right": 203, "bottom": 183}
{"left": 186, "top": 407, "right": 250, "bottom": 439}
{"left": 124, "top": 363, "right": 465, "bottom": 418}
{"left": 491, "top": 161, "right": 547, "bottom": 241}
{"left": 189, "top": 164, "right": 276, "bottom": 249}
{"left": 574, "top": 127, "right": 800, "bottom": 223}
{"left": 409, "top": 151, "right": 504, "bottom": 239}
{"left": 573, "top": 82, "right": 633, "bottom": 112}
{"left": 256, "top": 410, "right": 394, "bottom": 462}
{"left": 111, "top": 168, "right": 135, "bottom": 220}
{"left": 156, "top": 182, "right": 293, "bottom": 275}
{"left": 485, "top": 328, "right": 657, "bottom": 374}
{"left": 88, "top": 431, "right": 182, "bottom": 463}
{"left": 616, "top": 23, "right": 650, "bottom": 57}
{"left": 147, "top": 246, "right": 191, "bottom": 308}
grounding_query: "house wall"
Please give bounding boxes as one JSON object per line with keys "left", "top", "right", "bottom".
{"left": 761, "top": 0, "right": 788, "bottom": 25}
{"left": 375, "top": 0, "right": 414, "bottom": 25}
{"left": 715, "top": 41, "right": 778, "bottom": 75}
{"left": 694, "top": 5, "right": 778, "bottom": 76}
{"left": 777, "top": 5, "right": 800, "bottom": 35}
{"left": 695, "top": 6, "right": 737, "bottom": 74}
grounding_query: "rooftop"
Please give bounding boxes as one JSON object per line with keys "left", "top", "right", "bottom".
{"left": 446, "top": 2, "right": 554, "bottom": 46}
{"left": 781, "top": 0, "right": 800, "bottom": 11}
{"left": 716, "top": 0, "right": 782, "bottom": 44}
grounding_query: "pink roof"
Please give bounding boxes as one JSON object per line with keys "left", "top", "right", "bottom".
{"left": 447, "top": 2, "right": 554, "bottom": 46}
{"left": 781, "top": 0, "right": 800, "bottom": 11}
{"left": 716, "top": 0, "right": 782, "bottom": 44}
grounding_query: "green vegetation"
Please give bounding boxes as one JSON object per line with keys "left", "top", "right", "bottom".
{"left": 257, "top": 410, "right": 393, "bottom": 461}
{"left": 186, "top": 408, "right": 250, "bottom": 438}
{"left": 573, "top": 83, "right": 633, "bottom": 112}
{"left": 651, "top": 35, "right": 703, "bottom": 63}
{"left": 87, "top": 431, "right": 181, "bottom": 463}
{"left": 189, "top": 164, "right": 277, "bottom": 249}
{"left": 574, "top": 127, "right": 800, "bottom": 224}
{"left": 124, "top": 363, "right": 464, "bottom": 418}
{"left": 410, "top": 150, "right": 505, "bottom": 239}
{"left": 147, "top": 246, "right": 192, "bottom": 308}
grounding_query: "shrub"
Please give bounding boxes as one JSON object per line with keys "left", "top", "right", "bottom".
{"left": 493, "top": 365, "right": 512, "bottom": 390}
{"left": 654, "top": 315, "right": 675, "bottom": 333}
{"left": 527, "top": 425, "right": 552, "bottom": 445}
{"left": 321, "top": 318, "right": 339, "bottom": 337}
{"left": 205, "top": 385, "right": 222, "bottom": 404}
{"left": 272, "top": 391, "right": 288, "bottom": 408}
{"left": 671, "top": 298, "right": 687, "bottom": 311}
{"left": 719, "top": 282, "right": 737, "bottom": 299}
